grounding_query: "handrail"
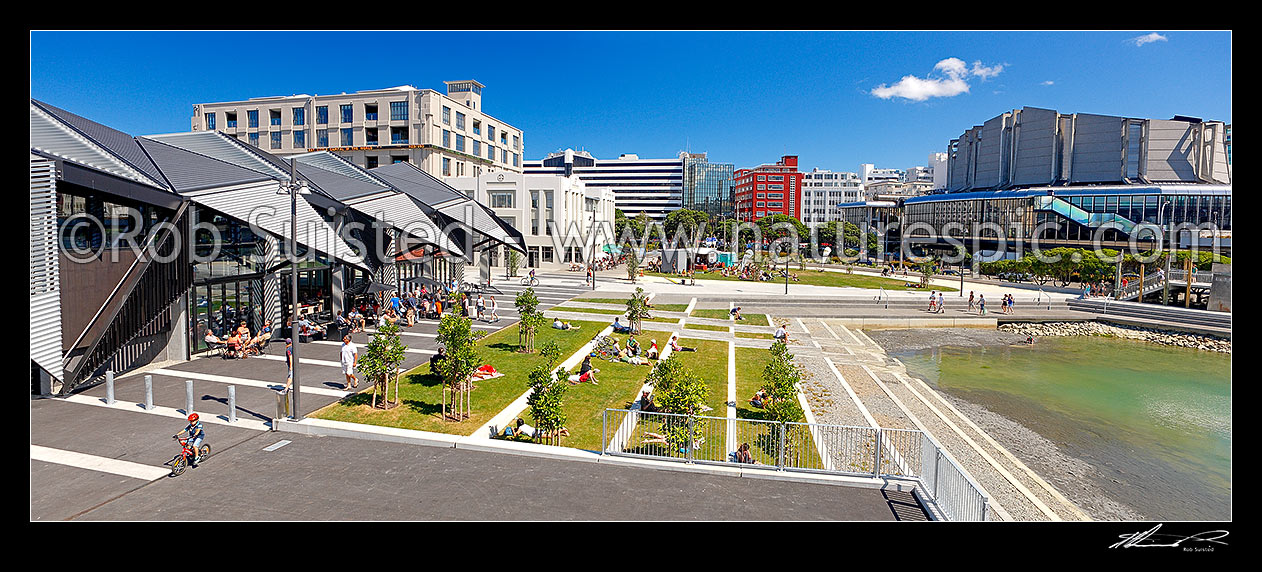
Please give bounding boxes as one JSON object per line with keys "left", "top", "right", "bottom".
{"left": 875, "top": 287, "right": 888, "bottom": 309}
{"left": 1033, "top": 288, "right": 1051, "bottom": 310}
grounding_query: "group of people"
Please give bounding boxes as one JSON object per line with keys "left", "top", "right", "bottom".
{"left": 927, "top": 291, "right": 946, "bottom": 313}
{"left": 204, "top": 321, "right": 273, "bottom": 359}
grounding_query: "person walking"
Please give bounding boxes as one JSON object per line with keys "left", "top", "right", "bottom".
{"left": 340, "top": 334, "right": 359, "bottom": 390}
{"left": 488, "top": 296, "right": 499, "bottom": 322}
{"left": 282, "top": 338, "right": 294, "bottom": 393}
{"left": 928, "top": 291, "right": 937, "bottom": 313}
{"left": 978, "top": 294, "right": 986, "bottom": 315}
{"left": 476, "top": 294, "right": 486, "bottom": 322}
{"left": 968, "top": 291, "right": 975, "bottom": 311}
{"left": 937, "top": 291, "right": 945, "bottom": 314}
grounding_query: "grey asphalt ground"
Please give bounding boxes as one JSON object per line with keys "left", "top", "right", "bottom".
{"left": 31, "top": 273, "right": 926, "bottom": 521}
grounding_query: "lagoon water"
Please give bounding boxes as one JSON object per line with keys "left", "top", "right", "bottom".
{"left": 893, "top": 336, "right": 1231, "bottom": 520}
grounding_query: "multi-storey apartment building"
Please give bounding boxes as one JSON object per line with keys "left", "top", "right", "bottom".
{"left": 190, "top": 80, "right": 524, "bottom": 178}
{"left": 801, "top": 168, "right": 863, "bottom": 227}
{"left": 859, "top": 164, "right": 903, "bottom": 188}
{"left": 446, "top": 172, "right": 617, "bottom": 268}
{"left": 524, "top": 149, "right": 682, "bottom": 223}
{"left": 733, "top": 155, "right": 804, "bottom": 222}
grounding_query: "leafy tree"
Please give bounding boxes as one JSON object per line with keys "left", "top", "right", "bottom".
{"left": 515, "top": 287, "right": 543, "bottom": 351}
{"left": 663, "top": 209, "right": 709, "bottom": 241}
{"left": 646, "top": 354, "right": 710, "bottom": 454}
{"left": 625, "top": 287, "right": 651, "bottom": 334}
{"left": 525, "top": 340, "right": 568, "bottom": 446}
{"left": 625, "top": 248, "right": 640, "bottom": 283}
{"left": 506, "top": 250, "right": 521, "bottom": 278}
{"left": 760, "top": 341, "right": 804, "bottom": 423}
{"left": 756, "top": 214, "right": 809, "bottom": 247}
{"left": 358, "top": 320, "right": 408, "bottom": 409}
{"left": 436, "top": 313, "right": 482, "bottom": 420}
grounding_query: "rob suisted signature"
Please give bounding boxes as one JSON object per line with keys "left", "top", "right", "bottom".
{"left": 1109, "top": 524, "right": 1229, "bottom": 550}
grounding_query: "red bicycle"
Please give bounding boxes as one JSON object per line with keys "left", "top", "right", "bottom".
{"left": 166, "top": 434, "right": 210, "bottom": 477}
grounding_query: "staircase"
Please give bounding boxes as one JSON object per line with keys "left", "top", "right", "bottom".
{"left": 1115, "top": 271, "right": 1168, "bottom": 301}
{"left": 1066, "top": 297, "right": 1231, "bottom": 336}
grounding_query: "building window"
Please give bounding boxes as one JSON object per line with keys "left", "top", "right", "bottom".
{"left": 340, "top": 104, "right": 353, "bottom": 123}
{"left": 390, "top": 127, "right": 408, "bottom": 145}
{"left": 757, "top": 175, "right": 765, "bottom": 181}
{"left": 488, "top": 145, "right": 495, "bottom": 161}
{"left": 205, "top": 112, "right": 216, "bottom": 130}
{"left": 442, "top": 157, "right": 451, "bottom": 176}
{"left": 500, "top": 132, "right": 507, "bottom": 144}
{"left": 473, "top": 140, "right": 481, "bottom": 156}
{"left": 270, "top": 109, "right": 281, "bottom": 126}
{"left": 293, "top": 108, "right": 305, "bottom": 126}
{"left": 316, "top": 106, "right": 328, "bottom": 125}
{"left": 247, "top": 110, "right": 259, "bottom": 128}
{"left": 512, "top": 152, "right": 519, "bottom": 167}
{"left": 457, "top": 162, "right": 465, "bottom": 176}
{"left": 391, "top": 155, "right": 407, "bottom": 164}
{"left": 390, "top": 101, "right": 408, "bottom": 121}
{"left": 365, "top": 104, "right": 378, "bottom": 121}
{"left": 226, "top": 112, "right": 237, "bottom": 128}
{"left": 365, "top": 128, "right": 378, "bottom": 146}
{"left": 316, "top": 129, "right": 328, "bottom": 148}
{"left": 455, "top": 134, "right": 465, "bottom": 152}
{"left": 248, "top": 132, "right": 259, "bottom": 147}
{"left": 341, "top": 128, "right": 353, "bottom": 146}
{"left": 455, "top": 112, "right": 465, "bottom": 131}
{"left": 442, "top": 106, "right": 451, "bottom": 125}
{"left": 293, "top": 130, "right": 306, "bottom": 148}
{"left": 472, "top": 120, "right": 481, "bottom": 135}
{"left": 489, "top": 192, "right": 515, "bottom": 208}
{"left": 487, "top": 125, "right": 495, "bottom": 140}
{"left": 502, "top": 149, "right": 508, "bottom": 163}
{"left": 442, "top": 130, "right": 450, "bottom": 148}
{"left": 366, "top": 156, "right": 379, "bottom": 169}
{"left": 270, "top": 131, "right": 283, "bottom": 149}
{"left": 513, "top": 135, "right": 520, "bottom": 150}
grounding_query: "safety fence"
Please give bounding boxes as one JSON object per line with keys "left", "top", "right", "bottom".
{"left": 602, "top": 408, "right": 989, "bottom": 521}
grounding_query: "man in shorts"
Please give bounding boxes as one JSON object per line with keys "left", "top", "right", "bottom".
{"left": 340, "top": 334, "right": 359, "bottom": 390}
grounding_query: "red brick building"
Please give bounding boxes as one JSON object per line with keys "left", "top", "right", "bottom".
{"left": 733, "top": 155, "right": 803, "bottom": 222}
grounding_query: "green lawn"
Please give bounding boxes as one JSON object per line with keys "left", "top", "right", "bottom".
{"left": 677, "top": 338, "right": 730, "bottom": 416}
{"left": 731, "top": 346, "right": 823, "bottom": 467}
{"left": 684, "top": 323, "right": 729, "bottom": 332}
{"left": 551, "top": 305, "right": 626, "bottom": 316}
{"left": 511, "top": 331, "right": 658, "bottom": 451}
{"left": 690, "top": 308, "right": 732, "bottom": 320}
{"left": 573, "top": 297, "right": 689, "bottom": 313}
{"left": 651, "top": 270, "right": 955, "bottom": 292}
{"left": 310, "top": 319, "right": 606, "bottom": 435}
{"left": 735, "top": 331, "right": 774, "bottom": 339}
{"left": 735, "top": 313, "right": 770, "bottom": 326}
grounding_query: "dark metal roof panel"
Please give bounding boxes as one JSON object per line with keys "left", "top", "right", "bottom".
{"left": 31, "top": 99, "right": 168, "bottom": 187}
{"left": 135, "top": 138, "right": 275, "bottom": 193}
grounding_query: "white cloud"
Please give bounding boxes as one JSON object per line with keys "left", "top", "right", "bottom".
{"left": 1131, "top": 32, "right": 1168, "bottom": 47}
{"left": 1041, "top": 80, "right": 1055, "bottom": 86}
{"left": 871, "top": 57, "right": 1005, "bottom": 102}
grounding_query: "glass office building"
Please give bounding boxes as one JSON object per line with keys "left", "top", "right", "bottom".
{"left": 681, "top": 152, "right": 734, "bottom": 219}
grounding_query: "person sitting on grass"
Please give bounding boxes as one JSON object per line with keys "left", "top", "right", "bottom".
{"left": 626, "top": 336, "right": 641, "bottom": 357}
{"left": 733, "top": 442, "right": 761, "bottom": 465}
{"left": 552, "top": 318, "right": 580, "bottom": 330}
{"left": 668, "top": 334, "right": 695, "bottom": 352}
{"left": 500, "top": 418, "right": 536, "bottom": 439}
{"left": 639, "top": 391, "right": 659, "bottom": 413}
{"left": 612, "top": 317, "right": 631, "bottom": 334}
{"left": 646, "top": 339, "right": 660, "bottom": 360}
{"left": 749, "top": 389, "right": 770, "bottom": 408}
{"left": 642, "top": 431, "right": 705, "bottom": 452}
{"left": 429, "top": 346, "right": 446, "bottom": 374}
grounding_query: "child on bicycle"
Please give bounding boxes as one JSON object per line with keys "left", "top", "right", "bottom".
{"left": 177, "top": 413, "right": 206, "bottom": 468}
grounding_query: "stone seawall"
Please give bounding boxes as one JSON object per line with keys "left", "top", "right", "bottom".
{"left": 998, "top": 321, "right": 1231, "bottom": 353}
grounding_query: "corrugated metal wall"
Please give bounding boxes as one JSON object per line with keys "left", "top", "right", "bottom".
{"left": 973, "top": 113, "right": 1009, "bottom": 189}
{"left": 1068, "top": 113, "right": 1125, "bottom": 184}
{"left": 1010, "top": 107, "right": 1059, "bottom": 187}
{"left": 30, "top": 156, "right": 63, "bottom": 383}
{"left": 1145, "top": 119, "right": 1197, "bottom": 182}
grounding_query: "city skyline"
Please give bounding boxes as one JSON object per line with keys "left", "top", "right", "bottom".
{"left": 30, "top": 30, "right": 1231, "bottom": 173}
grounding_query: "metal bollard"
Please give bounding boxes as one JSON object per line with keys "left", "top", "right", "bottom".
{"left": 185, "top": 380, "right": 194, "bottom": 415}
{"left": 275, "top": 389, "right": 290, "bottom": 422}
{"left": 144, "top": 375, "right": 154, "bottom": 410}
{"left": 227, "top": 386, "right": 236, "bottom": 423}
{"left": 105, "top": 370, "right": 114, "bottom": 405}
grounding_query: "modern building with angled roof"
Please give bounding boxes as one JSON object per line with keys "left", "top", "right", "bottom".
{"left": 31, "top": 98, "right": 520, "bottom": 396}
{"left": 190, "top": 81, "right": 524, "bottom": 179}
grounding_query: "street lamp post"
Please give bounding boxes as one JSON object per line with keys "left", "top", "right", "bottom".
{"left": 1159, "top": 200, "right": 1172, "bottom": 306}
{"left": 282, "top": 159, "right": 309, "bottom": 419}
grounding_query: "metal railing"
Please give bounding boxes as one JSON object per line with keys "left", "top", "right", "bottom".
{"left": 602, "top": 409, "right": 990, "bottom": 521}
{"left": 1116, "top": 270, "right": 1168, "bottom": 301}
{"left": 875, "top": 287, "right": 888, "bottom": 309}
{"left": 1033, "top": 288, "right": 1051, "bottom": 310}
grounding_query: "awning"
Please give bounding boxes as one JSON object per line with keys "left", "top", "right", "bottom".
{"left": 344, "top": 281, "right": 395, "bottom": 297}
{"left": 349, "top": 192, "right": 465, "bottom": 258}
{"left": 187, "top": 182, "right": 366, "bottom": 269}
{"left": 401, "top": 276, "right": 445, "bottom": 291}
{"left": 438, "top": 200, "right": 526, "bottom": 254}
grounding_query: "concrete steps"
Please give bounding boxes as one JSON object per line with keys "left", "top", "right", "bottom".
{"left": 1066, "top": 298, "right": 1232, "bottom": 333}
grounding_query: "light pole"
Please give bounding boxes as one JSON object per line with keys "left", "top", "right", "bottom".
{"left": 280, "top": 160, "right": 310, "bottom": 419}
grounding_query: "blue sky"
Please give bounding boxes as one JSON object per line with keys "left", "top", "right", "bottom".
{"left": 31, "top": 30, "right": 1231, "bottom": 172}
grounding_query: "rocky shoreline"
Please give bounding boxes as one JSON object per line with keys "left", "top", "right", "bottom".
{"left": 998, "top": 321, "right": 1231, "bottom": 353}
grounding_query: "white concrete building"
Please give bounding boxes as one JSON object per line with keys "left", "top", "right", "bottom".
{"left": 928, "top": 152, "right": 949, "bottom": 190}
{"left": 191, "top": 80, "right": 524, "bottom": 179}
{"left": 801, "top": 168, "right": 863, "bottom": 226}
{"left": 524, "top": 149, "right": 683, "bottom": 223}
{"left": 859, "top": 164, "right": 904, "bottom": 188}
{"left": 446, "top": 172, "right": 617, "bottom": 268}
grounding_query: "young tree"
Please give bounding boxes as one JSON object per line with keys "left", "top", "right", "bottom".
{"left": 436, "top": 313, "right": 482, "bottom": 421}
{"left": 646, "top": 354, "right": 710, "bottom": 454}
{"left": 760, "top": 341, "right": 804, "bottom": 424}
{"left": 357, "top": 321, "right": 408, "bottom": 409}
{"left": 625, "top": 287, "right": 651, "bottom": 335}
{"left": 506, "top": 250, "right": 521, "bottom": 278}
{"left": 625, "top": 248, "right": 640, "bottom": 283}
{"left": 515, "top": 287, "right": 543, "bottom": 352}
{"left": 525, "top": 340, "right": 568, "bottom": 446}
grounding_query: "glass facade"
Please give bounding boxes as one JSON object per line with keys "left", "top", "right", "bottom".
{"left": 341, "top": 104, "right": 354, "bottom": 123}
{"left": 682, "top": 155, "right": 735, "bottom": 219}
{"left": 390, "top": 100, "right": 408, "bottom": 121}
{"left": 316, "top": 106, "right": 328, "bottom": 124}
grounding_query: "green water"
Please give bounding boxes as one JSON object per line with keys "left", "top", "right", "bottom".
{"left": 894, "top": 336, "right": 1231, "bottom": 520}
